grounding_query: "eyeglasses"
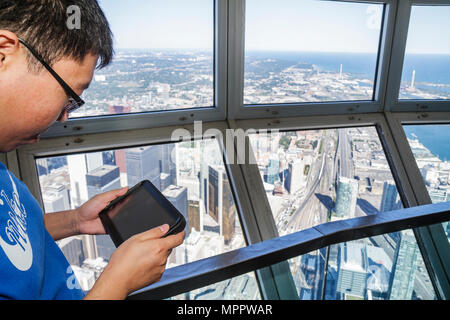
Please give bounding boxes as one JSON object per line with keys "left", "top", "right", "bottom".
{"left": 18, "top": 38, "right": 85, "bottom": 114}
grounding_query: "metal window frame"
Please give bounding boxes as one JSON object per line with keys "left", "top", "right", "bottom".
{"left": 384, "top": 111, "right": 450, "bottom": 299}
{"left": 40, "top": 0, "right": 228, "bottom": 139}
{"left": 385, "top": 0, "right": 450, "bottom": 112}
{"left": 227, "top": 0, "right": 396, "bottom": 120}
{"left": 17, "top": 120, "right": 293, "bottom": 299}
{"left": 16, "top": 112, "right": 450, "bottom": 299}
{"left": 228, "top": 111, "right": 450, "bottom": 299}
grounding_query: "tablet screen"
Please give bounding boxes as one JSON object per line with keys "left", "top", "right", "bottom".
{"left": 104, "top": 181, "right": 182, "bottom": 243}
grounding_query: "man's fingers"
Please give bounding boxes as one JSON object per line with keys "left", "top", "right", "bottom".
{"left": 138, "top": 224, "right": 170, "bottom": 241}
{"left": 161, "top": 231, "right": 186, "bottom": 250}
{"left": 95, "top": 187, "right": 129, "bottom": 203}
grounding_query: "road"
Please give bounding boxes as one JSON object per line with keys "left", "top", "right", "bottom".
{"left": 284, "top": 130, "right": 336, "bottom": 233}
{"left": 336, "top": 128, "right": 354, "bottom": 180}
{"left": 278, "top": 128, "right": 434, "bottom": 300}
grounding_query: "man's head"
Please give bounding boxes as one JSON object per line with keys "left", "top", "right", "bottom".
{"left": 0, "top": 0, "right": 114, "bottom": 152}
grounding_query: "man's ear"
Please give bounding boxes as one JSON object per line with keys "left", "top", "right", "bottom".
{"left": 0, "top": 30, "right": 20, "bottom": 68}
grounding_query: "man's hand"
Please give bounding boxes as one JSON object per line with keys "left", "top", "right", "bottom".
{"left": 84, "top": 224, "right": 186, "bottom": 300}
{"left": 75, "top": 187, "right": 129, "bottom": 235}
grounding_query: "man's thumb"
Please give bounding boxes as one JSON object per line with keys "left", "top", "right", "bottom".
{"left": 141, "top": 224, "right": 170, "bottom": 240}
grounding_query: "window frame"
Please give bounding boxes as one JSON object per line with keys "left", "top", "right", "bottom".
{"left": 40, "top": 0, "right": 228, "bottom": 139}
{"left": 227, "top": 0, "right": 396, "bottom": 120}
{"left": 385, "top": 111, "right": 450, "bottom": 299}
{"left": 12, "top": 115, "right": 450, "bottom": 300}
{"left": 385, "top": 0, "right": 450, "bottom": 112}
{"left": 17, "top": 120, "right": 294, "bottom": 299}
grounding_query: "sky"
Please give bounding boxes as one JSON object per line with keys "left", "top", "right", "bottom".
{"left": 97, "top": 0, "right": 450, "bottom": 54}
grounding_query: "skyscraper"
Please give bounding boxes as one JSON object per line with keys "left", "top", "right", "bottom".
{"left": 42, "top": 183, "right": 70, "bottom": 213}
{"left": 160, "top": 144, "right": 177, "bottom": 186}
{"left": 86, "top": 165, "right": 121, "bottom": 199}
{"left": 162, "top": 185, "right": 188, "bottom": 235}
{"left": 208, "top": 165, "right": 236, "bottom": 245}
{"left": 126, "top": 146, "right": 161, "bottom": 188}
{"left": 388, "top": 230, "right": 419, "bottom": 300}
{"left": 67, "top": 152, "right": 103, "bottom": 208}
{"left": 380, "top": 181, "right": 402, "bottom": 213}
{"left": 336, "top": 242, "right": 368, "bottom": 299}
{"left": 85, "top": 164, "right": 121, "bottom": 261}
{"left": 264, "top": 156, "right": 280, "bottom": 185}
{"left": 58, "top": 237, "right": 85, "bottom": 267}
{"left": 188, "top": 199, "right": 202, "bottom": 233}
{"left": 285, "top": 158, "right": 307, "bottom": 194}
{"left": 334, "top": 176, "right": 359, "bottom": 218}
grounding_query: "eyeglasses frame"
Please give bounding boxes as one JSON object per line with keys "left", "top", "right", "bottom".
{"left": 18, "top": 37, "right": 85, "bottom": 114}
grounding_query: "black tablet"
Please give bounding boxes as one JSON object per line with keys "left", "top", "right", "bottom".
{"left": 99, "top": 180, "right": 186, "bottom": 247}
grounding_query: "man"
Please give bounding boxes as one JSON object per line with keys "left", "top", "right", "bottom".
{"left": 0, "top": 0, "right": 185, "bottom": 300}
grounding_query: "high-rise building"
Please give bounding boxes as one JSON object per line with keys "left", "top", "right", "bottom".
{"left": 380, "top": 181, "right": 402, "bottom": 213}
{"left": 58, "top": 237, "right": 85, "bottom": 267}
{"left": 160, "top": 173, "right": 171, "bottom": 193}
{"left": 208, "top": 165, "right": 236, "bottom": 245}
{"left": 126, "top": 146, "right": 161, "bottom": 188}
{"left": 85, "top": 164, "right": 121, "bottom": 261}
{"left": 86, "top": 165, "right": 121, "bottom": 199}
{"left": 36, "top": 158, "right": 49, "bottom": 176}
{"left": 160, "top": 144, "right": 177, "bottom": 186}
{"left": 42, "top": 185, "right": 68, "bottom": 213}
{"left": 188, "top": 199, "right": 202, "bottom": 233}
{"left": 388, "top": 230, "right": 419, "bottom": 300}
{"left": 366, "top": 245, "right": 392, "bottom": 300}
{"left": 285, "top": 158, "right": 307, "bottom": 194}
{"left": 334, "top": 176, "right": 359, "bottom": 218}
{"left": 336, "top": 242, "right": 368, "bottom": 299}
{"left": 67, "top": 152, "right": 103, "bottom": 208}
{"left": 199, "top": 143, "right": 209, "bottom": 218}
{"left": 162, "top": 185, "right": 188, "bottom": 234}
{"left": 264, "top": 156, "right": 280, "bottom": 185}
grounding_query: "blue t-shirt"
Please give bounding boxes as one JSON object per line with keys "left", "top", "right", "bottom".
{"left": 0, "top": 162, "right": 85, "bottom": 300}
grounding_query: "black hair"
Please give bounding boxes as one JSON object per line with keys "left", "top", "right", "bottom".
{"left": 0, "top": 0, "right": 114, "bottom": 70}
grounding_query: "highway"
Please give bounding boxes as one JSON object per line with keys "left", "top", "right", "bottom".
{"left": 277, "top": 128, "right": 434, "bottom": 300}
{"left": 284, "top": 130, "right": 336, "bottom": 233}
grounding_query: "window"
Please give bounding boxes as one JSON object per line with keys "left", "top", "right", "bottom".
{"left": 249, "top": 127, "right": 401, "bottom": 235}
{"left": 248, "top": 126, "right": 436, "bottom": 299}
{"left": 244, "top": 0, "right": 383, "bottom": 105}
{"left": 170, "top": 272, "right": 261, "bottom": 300}
{"left": 36, "top": 138, "right": 253, "bottom": 298}
{"left": 323, "top": 231, "right": 436, "bottom": 300}
{"left": 403, "top": 124, "right": 450, "bottom": 241}
{"left": 399, "top": 6, "right": 450, "bottom": 100}
{"left": 71, "top": 0, "right": 215, "bottom": 118}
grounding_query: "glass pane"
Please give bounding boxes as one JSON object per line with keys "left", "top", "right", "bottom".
{"left": 325, "top": 231, "right": 435, "bottom": 300}
{"left": 249, "top": 127, "right": 401, "bottom": 234}
{"left": 403, "top": 124, "right": 450, "bottom": 242}
{"left": 170, "top": 272, "right": 261, "bottom": 300}
{"left": 244, "top": 0, "right": 383, "bottom": 105}
{"left": 37, "top": 139, "right": 248, "bottom": 296}
{"left": 399, "top": 6, "right": 450, "bottom": 100}
{"left": 249, "top": 126, "right": 436, "bottom": 299}
{"left": 70, "top": 0, "right": 214, "bottom": 118}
